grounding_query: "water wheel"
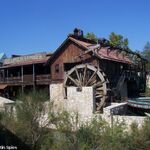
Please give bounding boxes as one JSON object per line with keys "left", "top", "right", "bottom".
{"left": 64, "top": 64, "right": 109, "bottom": 111}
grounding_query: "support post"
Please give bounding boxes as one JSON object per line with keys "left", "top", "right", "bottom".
{"left": 7, "top": 69, "right": 8, "bottom": 82}
{"left": 21, "top": 66, "right": 24, "bottom": 93}
{"left": 21, "top": 66, "right": 23, "bottom": 82}
{"left": 2, "top": 69, "right": 5, "bottom": 82}
{"left": 33, "top": 64, "right": 35, "bottom": 90}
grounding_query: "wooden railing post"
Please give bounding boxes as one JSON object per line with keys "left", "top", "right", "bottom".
{"left": 21, "top": 66, "right": 24, "bottom": 93}
{"left": 33, "top": 64, "right": 35, "bottom": 90}
{"left": 21, "top": 66, "right": 23, "bottom": 82}
{"left": 6, "top": 69, "right": 8, "bottom": 83}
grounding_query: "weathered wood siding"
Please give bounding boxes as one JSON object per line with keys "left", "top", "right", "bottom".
{"left": 51, "top": 40, "right": 98, "bottom": 81}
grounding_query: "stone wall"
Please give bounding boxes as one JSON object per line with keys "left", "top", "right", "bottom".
{"left": 49, "top": 83, "right": 65, "bottom": 111}
{"left": 65, "top": 87, "right": 94, "bottom": 120}
{"left": 50, "top": 84, "right": 94, "bottom": 121}
{"left": 147, "top": 75, "right": 150, "bottom": 88}
{"left": 50, "top": 83, "right": 64, "bottom": 101}
{"left": 100, "top": 114, "right": 146, "bottom": 129}
{"left": 49, "top": 84, "right": 146, "bottom": 128}
{"left": 102, "top": 102, "right": 146, "bottom": 129}
{"left": 103, "top": 102, "right": 128, "bottom": 115}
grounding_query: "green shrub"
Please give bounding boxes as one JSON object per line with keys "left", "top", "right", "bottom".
{"left": 129, "top": 119, "right": 150, "bottom": 150}
{"left": 40, "top": 115, "right": 130, "bottom": 150}
{"left": 1, "top": 90, "right": 50, "bottom": 150}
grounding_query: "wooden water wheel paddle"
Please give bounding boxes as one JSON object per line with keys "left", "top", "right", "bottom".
{"left": 64, "top": 64, "right": 109, "bottom": 111}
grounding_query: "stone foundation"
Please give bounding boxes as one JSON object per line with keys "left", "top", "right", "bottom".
{"left": 50, "top": 84, "right": 147, "bottom": 128}
{"left": 102, "top": 103, "right": 146, "bottom": 129}
{"left": 147, "top": 75, "right": 150, "bottom": 88}
{"left": 50, "top": 83, "right": 65, "bottom": 111}
{"left": 50, "top": 83, "right": 94, "bottom": 121}
{"left": 64, "top": 87, "right": 94, "bottom": 120}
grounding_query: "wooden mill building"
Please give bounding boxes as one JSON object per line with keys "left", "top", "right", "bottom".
{"left": 0, "top": 29, "right": 147, "bottom": 111}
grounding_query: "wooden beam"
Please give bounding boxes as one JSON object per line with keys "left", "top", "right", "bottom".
{"left": 2, "top": 69, "right": 5, "bottom": 81}
{"left": 22, "top": 85, "right": 24, "bottom": 93}
{"left": 21, "top": 66, "right": 24, "bottom": 93}
{"left": 6, "top": 69, "right": 8, "bottom": 82}
{"left": 67, "top": 74, "right": 79, "bottom": 87}
{"left": 83, "top": 65, "right": 87, "bottom": 86}
{"left": 75, "top": 67, "right": 81, "bottom": 86}
{"left": 85, "top": 70, "right": 97, "bottom": 86}
{"left": 33, "top": 64, "right": 35, "bottom": 90}
{"left": 21, "top": 66, "right": 23, "bottom": 82}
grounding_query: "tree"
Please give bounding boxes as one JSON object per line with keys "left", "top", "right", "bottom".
{"left": 84, "top": 32, "right": 130, "bottom": 50}
{"left": 141, "top": 42, "right": 150, "bottom": 61}
{"left": 85, "top": 32, "right": 98, "bottom": 42}
{"left": 141, "top": 42, "right": 150, "bottom": 71}
{"left": 109, "top": 32, "right": 129, "bottom": 49}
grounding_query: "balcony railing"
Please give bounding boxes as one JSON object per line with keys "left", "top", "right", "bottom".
{"left": 0, "top": 74, "right": 51, "bottom": 85}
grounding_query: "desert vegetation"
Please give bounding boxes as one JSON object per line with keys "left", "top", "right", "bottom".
{"left": 0, "top": 90, "right": 150, "bottom": 150}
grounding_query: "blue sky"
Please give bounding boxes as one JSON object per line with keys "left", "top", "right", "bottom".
{"left": 0, "top": 0, "right": 150, "bottom": 57}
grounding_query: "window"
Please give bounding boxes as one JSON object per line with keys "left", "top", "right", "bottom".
{"left": 55, "top": 64, "right": 59, "bottom": 73}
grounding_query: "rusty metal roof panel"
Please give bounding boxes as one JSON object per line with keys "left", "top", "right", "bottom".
{"left": 70, "top": 37, "right": 133, "bottom": 64}
{"left": 1, "top": 53, "right": 51, "bottom": 68}
{"left": 69, "top": 37, "right": 95, "bottom": 48}
{"left": 97, "top": 48, "right": 133, "bottom": 64}
{"left": 1, "top": 59, "right": 49, "bottom": 68}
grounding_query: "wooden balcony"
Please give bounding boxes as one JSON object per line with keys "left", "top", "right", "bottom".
{"left": 0, "top": 74, "right": 51, "bottom": 85}
{"left": 36, "top": 74, "right": 51, "bottom": 84}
